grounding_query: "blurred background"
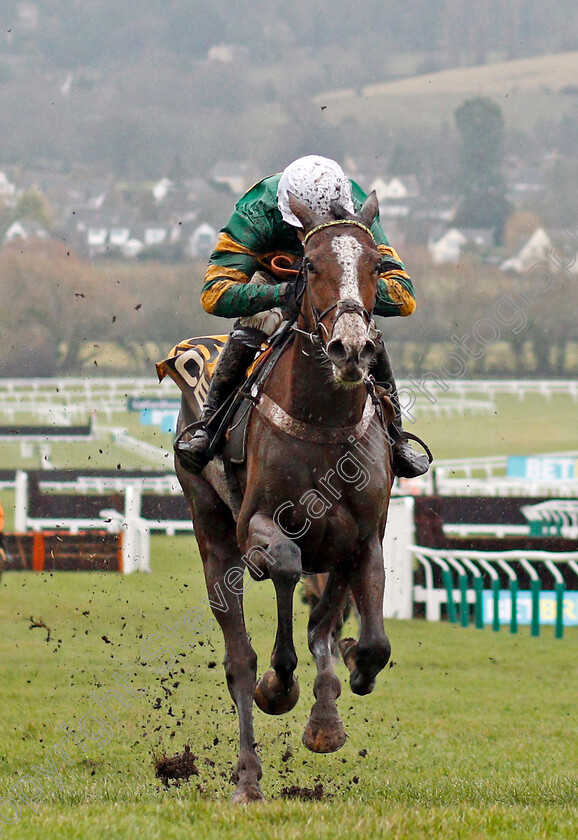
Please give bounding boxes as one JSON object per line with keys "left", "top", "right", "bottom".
{"left": 0, "top": 0, "right": 577, "bottom": 377}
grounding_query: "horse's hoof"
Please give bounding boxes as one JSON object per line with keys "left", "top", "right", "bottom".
{"left": 231, "top": 783, "right": 265, "bottom": 804}
{"left": 302, "top": 716, "right": 346, "bottom": 753}
{"left": 350, "top": 669, "right": 376, "bottom": 696}
{"left": 254, "top": 670, "right": 300, "bottom": 715}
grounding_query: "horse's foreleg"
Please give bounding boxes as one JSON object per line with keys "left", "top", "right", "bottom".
{"left": 183, "top": 474, "right": 263, "bottom": 803}
{"left": 344, "top": 535, "right": 391, "bottom": 696}
{"left": 206, "top": 572, "right": 263, "bottom": 803}
{"left": 246, "top": 513, "right": 301, "bottom": 716}
{"left": 302, "top": 567, "right": 349, "bottom": 753}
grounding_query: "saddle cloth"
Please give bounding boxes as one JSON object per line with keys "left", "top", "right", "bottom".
{"left": 156, "top": 335, "right": 276, "bottom": 463}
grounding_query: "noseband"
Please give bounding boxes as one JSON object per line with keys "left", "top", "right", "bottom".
{"left": 293, "top": 220, "right": 375, "bottom": 350}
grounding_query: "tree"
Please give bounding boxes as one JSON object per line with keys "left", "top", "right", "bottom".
{"left": 455, "top": 97, "right": 506, "bottom": 195}
{"left": 0, "top": 240, "right": 132, "bottom": 375}
{"left": 14, "top": 190, "right": 54, "bottom": 228}
{"left": 454, "top": 97, "right": 512, "bottom": 242}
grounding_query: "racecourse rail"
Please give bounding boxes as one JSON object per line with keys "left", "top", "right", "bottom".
{"left": 2, "top": 378, "right": 578, "bottom": 632}
{"left": 382, "top": 499, "right": 578, "bottom": 638}
{"left": 0, "top": 376, "right": 577, "bottom": 420}
{"left": 408, "top": 545, "right": 578, "bottom": 639}
{"left": 5, "top": 474, "right": 578, "bottom": 636}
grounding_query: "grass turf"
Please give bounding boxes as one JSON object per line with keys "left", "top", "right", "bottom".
{"left": 0, "top": 536, "right": 576, "bottom": 839}
{"left": 408, "top": 393, "right": 578, "bottom": 461}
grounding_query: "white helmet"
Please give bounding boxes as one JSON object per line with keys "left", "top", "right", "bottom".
{"left": 277, "top": 155, "right": 355, "bottom": 228}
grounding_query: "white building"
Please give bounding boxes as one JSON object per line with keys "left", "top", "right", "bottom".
{"left": 187, "top": 223, "right": 216, "bottom": 259}
{"left": 500, "top": 228, "right": 553, "bottom": 274}
{"left": 428, "top": 228, "right": 467, "bottom": 265}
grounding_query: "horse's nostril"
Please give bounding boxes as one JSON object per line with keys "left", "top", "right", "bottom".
{"left": 326, "top": 338, "right": 348, "bottom": 365}
{"left": 360, "top": 339, "right": 376, "bottom": 364}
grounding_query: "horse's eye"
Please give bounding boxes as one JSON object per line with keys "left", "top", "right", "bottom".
{"left": 305, "top": 259, "right": 316, "bottom": 274}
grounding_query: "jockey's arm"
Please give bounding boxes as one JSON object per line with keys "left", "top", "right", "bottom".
{"left": 374, "top": 246, "right": 416, "bottom": 318}
{"left": 200, "top": 178, "right": 298, "bottom": 318}
{"left": 201, "top": 260, "right": 285, "bottom": 318}
{"left": 200, "top": 238, "right": 416, "bottom": 320}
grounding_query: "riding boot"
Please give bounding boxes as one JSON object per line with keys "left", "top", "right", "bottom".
{"left": 371, "top": 341, "right": 431, "bottom": 479}
{"left": 175, "top": 325, "right": 267, "bottom": 474}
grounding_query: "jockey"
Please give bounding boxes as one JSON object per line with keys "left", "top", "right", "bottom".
{"left": 176, "top": 155, "right": 430, "bottom": 479}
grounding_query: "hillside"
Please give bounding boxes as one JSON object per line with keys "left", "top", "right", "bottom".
{"left": 326, "top": 51, "right": 578, "bottom": 99}
{"left": 314, "top": 52, "right": 578, "bottom": 131}
{"left": 0, "top": 3, "right": 577, "bottom": 176}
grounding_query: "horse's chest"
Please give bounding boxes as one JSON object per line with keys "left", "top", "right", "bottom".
{"left": 257, "top": 462, "right": 388, "bottom": 563}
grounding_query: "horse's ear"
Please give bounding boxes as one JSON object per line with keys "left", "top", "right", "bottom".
{"left": 287, "top": 191, "right": 323, "bottom": 231}
{"left": 357, "top": 190, "right": 379, "bottom": 228}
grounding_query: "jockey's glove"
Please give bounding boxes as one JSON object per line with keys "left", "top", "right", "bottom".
{"left": 277, "top": 280, "right": 300, "bottom": 316}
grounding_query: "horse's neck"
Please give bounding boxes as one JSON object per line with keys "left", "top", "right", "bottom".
{"left": 265, "top": 333, "right": 367, "bottom": 428}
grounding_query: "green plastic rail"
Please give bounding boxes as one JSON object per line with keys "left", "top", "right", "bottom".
{"left": 442, "top": 569, "right": 457, "bottom": 624}
{"left": 492, "top": 577, "right": 500, "bottom": 632}
{"left": 459, "top": 574, "right": 469, "bottom": 627}
{"left": 474, "top": 576, "right": 484, "bottom": 629}
{"left": 509, "top": 578, "right": 519, "bottom": 634}
{"left": 555, "top": 582, "right": 565, "bottom": 639}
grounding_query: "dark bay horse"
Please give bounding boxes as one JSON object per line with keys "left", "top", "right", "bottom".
{"left": 174, "top": 191, "right": 395, "bottom": 803}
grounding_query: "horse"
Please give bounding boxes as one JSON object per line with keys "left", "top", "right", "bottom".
{"left": 300, "top": 572, "right": 358, "bottom": 657}
{"left": 174, "top": 190, "right": 395, "bottom": 803}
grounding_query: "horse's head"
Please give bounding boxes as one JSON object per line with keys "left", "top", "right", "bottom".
{"left": 289, "top": 190, "right": 382, "bottom": 386}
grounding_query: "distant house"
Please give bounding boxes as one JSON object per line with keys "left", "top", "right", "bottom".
{"left": 460, "top": 228, "right": 495, "bottom": 256}
{"left": 121, "top": 236, "right": 144, "bottom": 259}
{"left": 209, "top": 161, "right": 259, "bottom": 196}
{"left": 500, "top": 228, "right": 553, "bottom": 274}
{"left": 152, "top": 178, "right": 174, "bottom": 204}
{"left": 117, "top": 224, "right": 169, "bottom": 258}
{"left": 429, "top": 228, "right": 467, "bottom": 265}
{"left": 371, "top": 176, "right": 418, "bottom": 202}
{"left": 108, "top": 227, "right": 131, "bottom": 248}
{"left": 86, "top": 226, "right": 108, "bottom": 255}
{"left": 370, "top": 176, "right": 420, "bottom": 218}
{"left": 429, "top": 226, "right": 495, "bottom": 265}
{"left": 0, "top": 171, "right": 16, "bottom": 204}
{"left": 143, "top": 225, "right": 168, "bottom": 247}
{"left": 82, "top": 182, "right": 108, "bottom": 210}
{"left": 188, "top": 223, "right": 217, "bottom": 259}
{"left": 4, "top": 220, "right": 49, "bottom": 243}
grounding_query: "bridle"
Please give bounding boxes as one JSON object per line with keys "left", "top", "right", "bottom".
{"left": 292, "top": 219, "right": 376, "bottom": 351}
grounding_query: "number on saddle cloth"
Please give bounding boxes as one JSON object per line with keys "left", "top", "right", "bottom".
{"left": 156, "top": 335, "right": 271, "bottom": 419}
{"left": 156, "top": 336, "right": 228, "bottom": 417}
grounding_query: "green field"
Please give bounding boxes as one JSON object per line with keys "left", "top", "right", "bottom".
{"left": 0, "top": 389, "right": 577, "bottom": 837}
{"left": 412, "top": 392, "right": 578, "bottom": 461}
{"left": 1, "top": 538, "right": 576, "bottom": 840}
